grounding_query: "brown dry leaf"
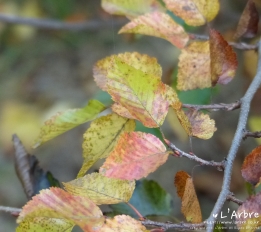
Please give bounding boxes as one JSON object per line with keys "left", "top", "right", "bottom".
{"left": 174, "top": 171, "right": 202, "bottom": 223}
{"left": 119, "top": 11, "right": 189, "bottom": 48}
{"left": 236, "top": 192, "right": 261, "bottom": 231}
{"left": 210, "top": 29, "right": 238, "bottom": 86}
{"left": 163, "top": 0, "right": 220, "bottom": 26}
{"left": 241, "top": 145, "right": 261, "bottom": 185}
{"left": 177, "top": 41, "right": 211, "bottom": 91}
{"left": 234, "top": 0, "right": 259, "bottom": 39}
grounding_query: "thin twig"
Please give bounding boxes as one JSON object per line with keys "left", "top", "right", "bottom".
{"left": 243, "top": 130, "right": 261, "bottom": 140}
{"left": 227, "top": 193, "right": 243, "bottom": 206}
{"left": 0, "top": 13, "right": 126, "bottom": 31}
{"left": 206, "top": 39, "right": 261, "bottom": 232}
{"left": 0, "top": 206, "right": 21, "bottom": 214}
{"left": 165, "top": 139, "right": 225, "bottom": 170}
{"left": 189, "top": 33, "right": 258, "bottom": 50}
{"left": 182, "top": 101, "right": 241, "bottom": 112}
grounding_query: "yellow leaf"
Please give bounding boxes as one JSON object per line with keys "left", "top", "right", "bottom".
{"left": 249, "top": 116, "right": 261, "bottom": 145}
{"left": 63, "top": 173, "right": 135, "bottom": 205}
{"left": 77, "top": 113, "right": 135, "bottom": 177}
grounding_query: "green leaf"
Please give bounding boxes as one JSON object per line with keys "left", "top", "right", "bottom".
{"left": 110, "top": 179, "right": 173, "bottom": 217}
{"left": 33, "top": 100, "right": 106, "bottom": 148}
{"left": 77, "top": 113, "right": 135, "bottom": 177}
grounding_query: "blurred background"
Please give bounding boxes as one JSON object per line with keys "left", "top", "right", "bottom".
{"left": 0, "top": 0, "right": 261, "bottom": 231}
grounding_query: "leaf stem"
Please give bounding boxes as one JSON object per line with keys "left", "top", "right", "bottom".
{"left": 206, "top": 39, "right": 261, "bottom": 232}
{"left": 182, "top": 101, "right": 241, "bottom": 111}
{"left": 227, "top": 192, "right": 243, "bottom": 205}
{"left": 0, "top": 206, "right": 21, "bottom": 215}
{"left": 126, "top": 202, "right": 144, "bottom": 219}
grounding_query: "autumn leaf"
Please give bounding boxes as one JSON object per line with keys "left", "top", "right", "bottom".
{"left": 77, "top": 113, "right": 135, "bottom": 177}
{"left": 100, "top": 215, "right": 149, "bottom": 232}
{"left": 177, "top": 41, "right": 211, "bottom": 91}
{"left": 63, "top": 173, "right": 135, "bottom": 205}
{"left": 101, "top": 0, "right": 163, "bottom": 19}
{"left": 174, "top": 171, "right": 202, "bottom": 223}
{"left": 209, "top": 29, "right": 238, "bottom": 86}
{"left": 17, "top": 218, "right": 74, "bottom": 232}
{"left": 163, "top": 0, "right": 220, "bottom": 26}
{"left": 174, "top": 107, "right": 216, "bottom": 139}
{"left": 111, "top": 103, "right": 136, "bottom": 119}
{"left": 241, "top": 145, "right": 261, "bottom": 186}
{"left": 94, "top": 52, "right": 178, "bottom": 127}
{"left": 100, "top": 132, "right": 170, "bottom": 180}
{"left": 17, "top": 188, "right": 104, "bottom": 231}
{"left": 119, "top": 12, "right": 189, "bottom": 48}
{"left": 34, "top": 100, "right": 106, "bottom": 148}
{"left": 234, "top": 0, "right": 259, "bottom": 39}
{"left": 236, "top": 192, "right": 261, "bottom": 231}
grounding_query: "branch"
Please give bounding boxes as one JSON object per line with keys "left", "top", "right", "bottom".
{"left": 165, "top": 139, "right": 225, "bottom": 170}
{"left": 182, "top": 101, "right": 241, "bottom": 112}
{"left": 243, "top": 130, "right": 261, "bottom": 140}
{"left": 189, "top": 33, "right": 258, "bottom": 50}
{"left": 206, "top": 39, "right": 261, "bottom": 232}
{"left": 0, "top": 13, "right": 126, "bottom": 31}
{"left": 227, "top": 193, "right": 243, "bottom": 206}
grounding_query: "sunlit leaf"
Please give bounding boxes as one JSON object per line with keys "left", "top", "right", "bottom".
{"left": 77, "top": 113, "right": 135, "bottom": 177}
{"left": 236, "top": 192, "right": 261, "bottom": 231}
{"left": 63, "top": 173, "right": 135, "bottom": 205}
{"left": 94, "top": 52, "right": 176, "bottom": 127}
{"left": 163, "top": 0, "right": 220, "bottom": 26}
{"left": 234, "top": 0, "right": 259, "bottom": 39}
{"left": 101, "top": 0, "right": 163, "bottom": 19}
{"left": 100, "top": 215, "right": 149, "bottom": 232}
{"left": 241, "top": 145, "right": 261, "bottom": 186}
{"left": 210, "top": 29, "right": 238, "bottom": 86}
{"left": 17, "top": 218, "right": 74, "bottom": 232}
{"left": 177, "top": 41, "right": 211, "bottom": 91}
{"left": 174, "top": 171, "right": 202, "bottom": 223}
{"left": 100, "top": 132, "right": 170, "bottom": 180}
{"left": 34, "top": 100, "right": 106, "bottom": 147}
{"left": 110, "top": 179, "right": 173, "bottom": 217}
{"left": 17, "top": 188, "right": 104, "bottom": 231}
{"left": 119, "top": 12, "right": 189, "bottom": 48}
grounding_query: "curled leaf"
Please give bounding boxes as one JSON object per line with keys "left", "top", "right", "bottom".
{"left": 241, "top": 145, "right": 261, "bottom": 185}
{"left": 17, "top": 188, "right": 104, "bottom": 231}
{"left": 210, "top": 29, "right": 238, "bottom": 86}
{"left": 119, "top": 12, "right": 189, "bottom": 48}
{"left": 34, "top": 100, "right": 106, "bottom": 147}
{"left": 63, "top": 173, "right": 135, "bottom": 205}
{"left": 174, "top": 171, "right": 202, "bottom": 223}
{"left": 77, "top": 113, "right": 135, "bottom": 177}
{"left": 100, "top": 132, "right": 169, "bottom": 180}
{"left": 163, "top": 0, "right": 220, "bottom": 26}
{"left": 177, "top": 41, "right": 211, "bottom": 91}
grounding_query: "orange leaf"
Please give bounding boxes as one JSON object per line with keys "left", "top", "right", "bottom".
{"left": 163, "top": 0, "right": 220, "bottom": 26}
{"left": 119, "top": 12, "right": 189, "bottom": 48}
{"left": 177, "top": 41, "right": 211, "bottom": 91}
{"left": 174, "top": 171, "right": 202, "bottom": 223}
{"left": 100, "top": 215, "right": 149, "bottom": 231}
{"left": 234, "top": 0, "right": 259, "bottom": 39}
{"left": 17, "top": 187, "right": 104, "bottom": 231}
{"left": 100, "top": 132, "right": 169, "bottom": 180}
{"left": 236, "top": 192, "right": 261, "bottom": 231}
{"left": 241, "top": 145, "right": 261, "bottom": 185}
{"left": 209, "top": 29, "right": 238, "bottom": 86}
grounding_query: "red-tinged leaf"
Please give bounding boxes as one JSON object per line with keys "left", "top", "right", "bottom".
{"left": 236, "top": 192, "right": 261, "bottom": 231}
{"left": 119, "top": 12, "right": 189, "bottom": 48}
{"left": 234, "top": 0, "right": 259, "bottom": 39}
{"left": 101, "top": 0, "right": 164, "bottom": 19}
{"left": 100, "top": 215, "right": 149, "bottom": 232}
{"left": 100, "top": 132, "right": 170, "bottom": 180}
{"left": 241, "top": 145, "right": 261, "bottom": 185}
{"left": 163, "top": 0, "right": 220, "bottom": 26}
{"left": 17, "top": 187, "right": 104, "bottom": 231}
{"left": 174, "top": 171, "right": 202, "bottom": 223}
{"left": 112, "top": 103, "right": 136, "bottom": 119}
{"left": 94, "top": 53, "right": 177, "bottom": 128}
{"left": 209, "top": 29, "right": 238, "bottom": 86}
{"left": 177, "top": 41, "right": 211, "bottom": 90}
